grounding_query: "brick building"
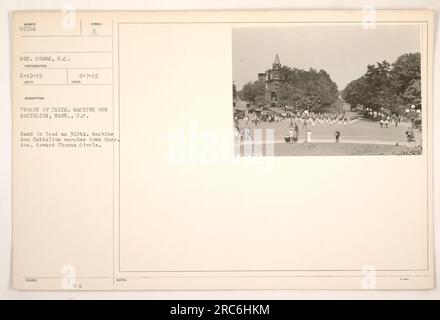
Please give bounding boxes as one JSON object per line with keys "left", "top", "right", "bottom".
{"left": 257, "top": 53, "right": 284, "bottom": 103}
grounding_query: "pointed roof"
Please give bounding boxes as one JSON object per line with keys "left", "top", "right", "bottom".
{"left": 273, "top": 53, "right": 280, "bottom": 65}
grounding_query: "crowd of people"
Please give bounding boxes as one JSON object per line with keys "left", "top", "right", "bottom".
{"left": 234, "top": 109, "right": 357, "bottom": 144}
{"left": 234, "top": 110, "right": 358, "bottom": 128}
{"left": 378, "top": 115, "right": 402, "bottom": 128}
{"left": 282, "top": 110, "right": 358, "bottom": 127}
{"left": 233, "top": 107, "right": 417, "bottom": 145}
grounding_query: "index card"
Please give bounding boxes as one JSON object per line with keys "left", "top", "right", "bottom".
{"left": 12, "top": 10, "right": 434, "bottom": 290}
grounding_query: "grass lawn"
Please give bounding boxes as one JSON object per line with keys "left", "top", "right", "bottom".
{"left": 236, "top": 142, "right": 419, "bottom": 156}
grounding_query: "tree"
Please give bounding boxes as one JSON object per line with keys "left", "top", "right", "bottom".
{"left": 391, "top": 53, "right": 421, "bottom": 108}
{"left": 341, "top": 52, "right": 421, "bottom": 117}
{"left": 277, "top": 67, "right": 339, "bottom": 111}
{"left": 390, "top": 53, "right": 421, "bottom": 94}
{"left": 402, "top": 79, "right": 421, "bottom": 108}
{"left": 341, "top": 76, "right": 368, "bottom": 109}
{"left": 363, "top": 60, "right": 400, "bottom": 112}
{"left": 239, "top": 80, "right": 266, "bottom": 105}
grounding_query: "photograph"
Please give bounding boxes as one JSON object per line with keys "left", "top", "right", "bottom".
{"left": 3, "top": 6, "right": 436, "bottom": 300}
{"left": 233, "top": 25, "right": 422, "bottom": 156}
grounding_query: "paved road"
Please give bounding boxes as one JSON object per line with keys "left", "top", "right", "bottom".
{"left": 236, "top": 116, "right": 421, "bottom": 146}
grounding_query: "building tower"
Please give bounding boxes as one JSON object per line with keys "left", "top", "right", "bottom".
{"left": 265, "top": 53, "right": 283, "bottom": 103}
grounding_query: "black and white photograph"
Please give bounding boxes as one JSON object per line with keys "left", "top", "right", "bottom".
{"left": 3, "top": 6, "right": 437, "bottom": 298}
{"left": 233, "top": 25, "right": 423, "bottom": 156}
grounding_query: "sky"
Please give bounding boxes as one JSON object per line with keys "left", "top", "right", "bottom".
{"left": 232, "top": 24, "right": 420, "bottom": 91}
